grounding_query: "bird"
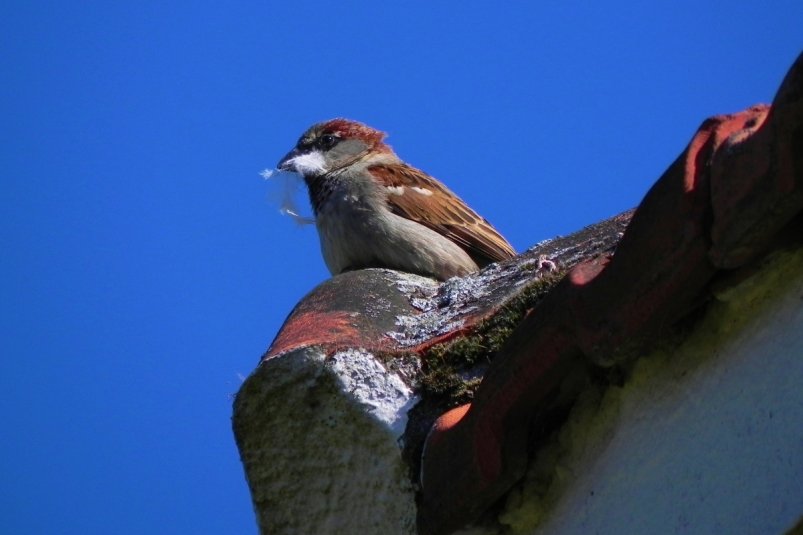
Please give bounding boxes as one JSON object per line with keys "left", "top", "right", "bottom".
{"left": 276, "top": 118, "right": 516, "bottom": 281}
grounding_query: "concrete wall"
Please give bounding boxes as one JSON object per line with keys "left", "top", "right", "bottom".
{"left": 499, "top": 249, "right": 803, "bottom": 535}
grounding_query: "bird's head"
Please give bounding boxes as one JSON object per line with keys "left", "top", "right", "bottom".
{"left": 277, "top": 119, "right": 393, "bottom": 179}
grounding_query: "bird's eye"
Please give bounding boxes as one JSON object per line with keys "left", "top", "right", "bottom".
{"left": 319, "top": 134, "right": 338, "bottom": 149}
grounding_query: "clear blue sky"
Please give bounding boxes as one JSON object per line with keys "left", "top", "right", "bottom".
{"left": 1, "top": 2, "right": 800, "bottom": 533}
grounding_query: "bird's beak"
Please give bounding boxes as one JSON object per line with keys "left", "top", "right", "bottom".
{"left": 277, "top": 148, "right": 300, "bottom": 172}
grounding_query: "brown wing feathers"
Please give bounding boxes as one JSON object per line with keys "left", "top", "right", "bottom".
{"left": 368, "top": 164, "right": 516, "bottom": 266}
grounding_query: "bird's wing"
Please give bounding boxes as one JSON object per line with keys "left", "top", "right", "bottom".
{"left": 368, "top": 163, "right": 516, "bottom": 266}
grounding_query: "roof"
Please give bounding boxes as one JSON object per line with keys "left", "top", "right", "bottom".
{"left": 233, "top": 51, "right": 803, "bottom": 535}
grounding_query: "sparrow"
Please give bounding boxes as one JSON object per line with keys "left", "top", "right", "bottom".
{"left": 276, "top": 118, "right": 516, "bottom": 281}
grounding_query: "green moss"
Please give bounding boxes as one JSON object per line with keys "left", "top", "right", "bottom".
{"left": 419, "top": 271, "right": 566, "bottom": 405}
